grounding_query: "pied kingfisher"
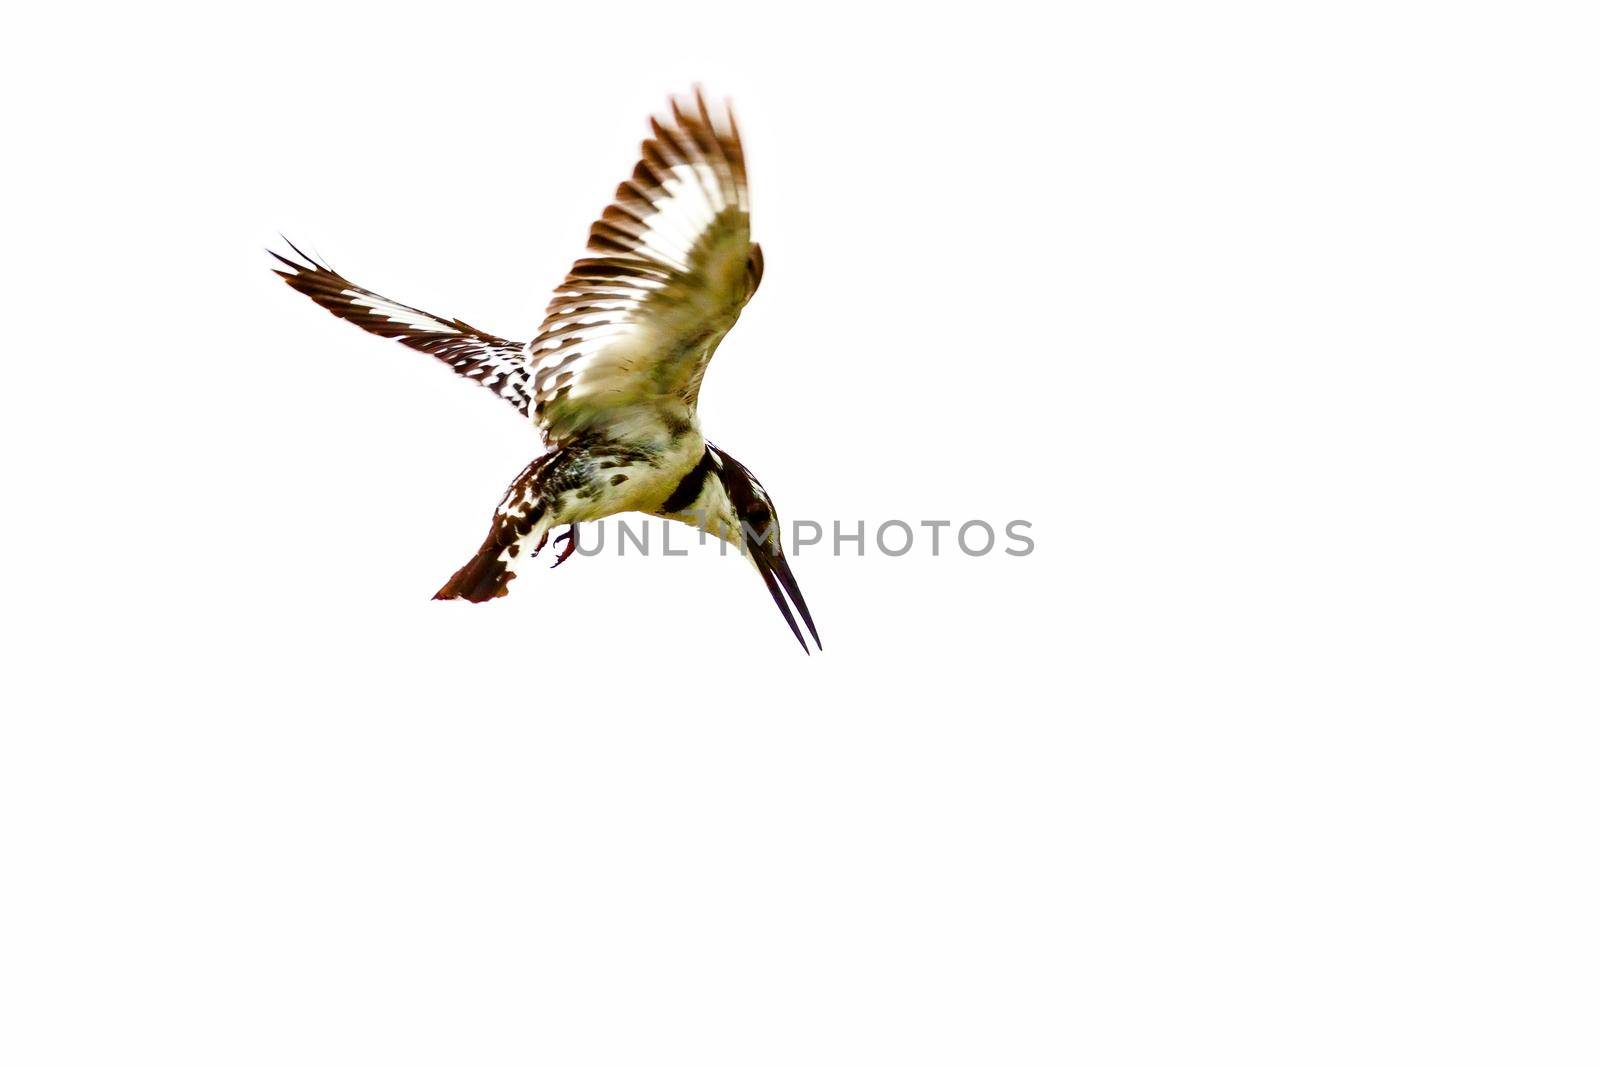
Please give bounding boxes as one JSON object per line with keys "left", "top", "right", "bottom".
{"left": 270, "top": 89, "right": 819, "bottom": 652}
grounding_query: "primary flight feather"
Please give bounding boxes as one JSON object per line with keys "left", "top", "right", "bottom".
{"left": 271, "top": 88, "right": 819, "bottom": 652}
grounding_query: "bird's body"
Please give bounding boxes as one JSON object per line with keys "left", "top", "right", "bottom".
{"left": 271, "top": 89, "right": 818, "bottom": 650}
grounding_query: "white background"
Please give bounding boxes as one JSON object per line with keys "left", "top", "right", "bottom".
{"left": 3, "top": 2, "right": 1597, "bottom": 1064}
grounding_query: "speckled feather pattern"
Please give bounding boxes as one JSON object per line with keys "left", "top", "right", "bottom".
{"left": 271, "top": 89, "right": 819, "bottom": 650}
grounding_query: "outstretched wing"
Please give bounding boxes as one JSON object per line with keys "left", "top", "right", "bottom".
{"left": 270, "top": 241, "right": 534, "bottom": 417}
{"left": 529, "top": 88, "right": 763, "bottom": 445}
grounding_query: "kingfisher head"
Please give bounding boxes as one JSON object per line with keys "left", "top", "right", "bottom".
{"left": 706, "top": 444, "right": 820, "bottom": 653}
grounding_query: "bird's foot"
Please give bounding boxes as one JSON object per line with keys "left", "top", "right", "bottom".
{"left": 531, "top": 529, "right": 550, "bottom": 556}
{"left": 550, "top": 525, "right": 578, "bottom": 568}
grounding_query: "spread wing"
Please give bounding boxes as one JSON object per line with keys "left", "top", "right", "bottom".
{"left": 270, "top": 241, "right": 535, "bottom": 417}
{"left": 529, "top": 88, "right": 763, "bottom": 445}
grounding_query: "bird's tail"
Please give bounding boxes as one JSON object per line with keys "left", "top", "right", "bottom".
{"left": 433, "top": 527, "right": 521, "bottom": 602}
{"left": 433, "top": 460, "right": 557, "bottom": 602}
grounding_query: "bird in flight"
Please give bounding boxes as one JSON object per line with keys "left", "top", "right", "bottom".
{"left": 270, "top": 88, "right": 820, "bottom": 652}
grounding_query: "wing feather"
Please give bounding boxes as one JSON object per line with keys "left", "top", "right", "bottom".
{"left": 270, "top": 242, "right": 534, "bottom": 417}
{"left": 529, "top": 88, "right": 763, "bottom": 444}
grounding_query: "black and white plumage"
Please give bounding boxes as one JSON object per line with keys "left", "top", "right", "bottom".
{"left": 271, "top": 89, "right": 819, "bottom": 651}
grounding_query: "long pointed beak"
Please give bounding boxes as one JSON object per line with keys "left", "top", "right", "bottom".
{"left": 753, "top": 548, "right": 821, "bottom": 654}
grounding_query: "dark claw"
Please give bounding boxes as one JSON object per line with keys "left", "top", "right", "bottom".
{"left": 532, "top": 529, "right": 550, "bottom": 556}
{"left": 550, "top": 525, "right": 578, "bottom": 568}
